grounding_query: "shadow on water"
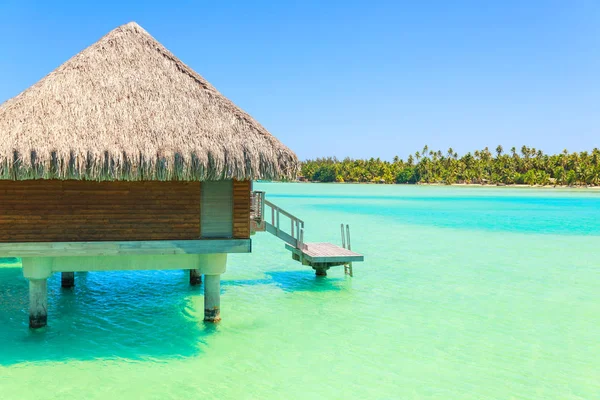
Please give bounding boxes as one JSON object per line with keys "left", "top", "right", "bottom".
{"left": 222, "top": 270, "right": 344, "bottom": 293}
{"left": 0, "top": 268, "right": 208, "bottom": 366}
{"left": 0, "top": 268, "right": 343, "bottom": 365}
{"left": 266, "top": 270, "right": 344, "bottom": 292}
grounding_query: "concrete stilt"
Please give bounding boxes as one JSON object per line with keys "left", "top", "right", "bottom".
{"left": 29, "top": 279, "right": 48, "bottom": 329}
{"left": 204, "top": 274, "right": 221, "bottom": 322}
{"left": 61, "top": 272, "right": 75, "bottom": 288}
{"left": 315, "top": 268, "right": 328, "bottom": 277}
{"left": 189, "top": 269, "right": 202, "bottom": 285}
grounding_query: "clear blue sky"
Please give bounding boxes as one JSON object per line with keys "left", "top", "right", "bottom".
{"left": 1, "top": 1, "right": 599, "bottom": 160}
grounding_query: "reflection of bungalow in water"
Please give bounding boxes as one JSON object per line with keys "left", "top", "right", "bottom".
{"left": 0, "top": 23, "right": 362, "bottom": 329}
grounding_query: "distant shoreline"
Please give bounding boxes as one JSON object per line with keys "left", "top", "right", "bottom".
{"left": 290, "top": 181, "right": 600, "bottom": 189}
{"left": 300, "top": 147, "right": 600, "bottom": 187}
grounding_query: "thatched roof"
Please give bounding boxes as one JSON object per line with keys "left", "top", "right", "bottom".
{"left": 0, "top": 22, "right": 298, "bottom": 181}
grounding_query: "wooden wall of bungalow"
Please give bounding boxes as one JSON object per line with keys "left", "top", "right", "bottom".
{"left": 0, "top": 179, "right": 252, "bottom": 243}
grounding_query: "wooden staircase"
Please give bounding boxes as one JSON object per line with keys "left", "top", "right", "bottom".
{"left": 251, "top": 191, "right": 364, "bottom": 275}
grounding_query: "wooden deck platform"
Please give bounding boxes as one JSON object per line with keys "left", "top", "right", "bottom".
{"left": 285, "top": 242, "right": 364, "bottom": 267}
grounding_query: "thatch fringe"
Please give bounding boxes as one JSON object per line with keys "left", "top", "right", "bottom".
{"left": 0, "top": 149, "right": 297, "bottom": 181}
{"left": 0, "top": 22, "right": 298, "bottom": 181}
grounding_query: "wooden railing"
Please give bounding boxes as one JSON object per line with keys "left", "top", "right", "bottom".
{"left": 250, "top": 191, "right": 306, "bottom": 249}
{"left": 250, "top": 191, "right": 305, "bottom": 249}
{"left": 263, "top": 199, "right": 305, "bottom": 249}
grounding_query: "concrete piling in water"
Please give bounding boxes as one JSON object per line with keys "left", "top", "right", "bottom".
{"left": 199, "top": 253, "right": 226, "bottom": 323}
{"left": 19, "top": 253, "right": 228, "bottom": 326}
{"left": 189, "top": 269, "right": 202, "bottom": 285}
{"left": 29, "top": 279, "right": 48, "bottom": 329}
{"left": 22, "top": 257, "right": 52, "bottom": 329}
{"left": 315, "top": 268, "right": 328, "bottom": 277}
{"left": 204, "top": 274, "right": 221, "bottom": 322}
{"left": 61, "top": 272, "right": 75, "bottom": 288}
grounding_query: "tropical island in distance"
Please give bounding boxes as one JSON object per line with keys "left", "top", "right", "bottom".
{"left": 300, "top": 146, "right": 600, "bottom": 187}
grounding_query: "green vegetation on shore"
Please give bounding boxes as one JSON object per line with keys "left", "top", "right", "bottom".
{"left": 301, "top": 146, "right": 600, "bottom": 186}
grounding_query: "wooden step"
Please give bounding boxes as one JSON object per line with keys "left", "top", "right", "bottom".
{"left": 285, "top": 242, "right": 364, "bottom": 267}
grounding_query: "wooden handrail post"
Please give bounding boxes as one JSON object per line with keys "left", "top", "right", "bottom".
{"left": 346, "top": 224, "right": 351, "bottom": 250}
{"left": 260, "top": 192, "right": 265, "bottom": 223}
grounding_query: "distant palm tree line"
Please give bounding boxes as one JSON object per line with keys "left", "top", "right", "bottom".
{"left": 300, "top": 146, "right": 600, "bottom": 186}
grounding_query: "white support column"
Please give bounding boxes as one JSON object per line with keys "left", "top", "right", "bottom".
{"left": 200, "top": 253, "right": 227, "bottom": 323}
{"left": 22, "top": 257, "right": 53, "bottom": 329}
{"left": 61, "top": 271, "right": 75, "bottom": 288}
{"left": 204, "top": 274, "right": 221, "bottom": 322}
{"left": 29, "top": 279, "right": 47, "bottom": 329}
{"left": 190, "top": 269, "right": 202, "bottom": 285}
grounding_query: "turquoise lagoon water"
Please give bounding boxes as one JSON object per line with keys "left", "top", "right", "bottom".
{"left": 0, "top": 183, "right": 599, "bottom": 399}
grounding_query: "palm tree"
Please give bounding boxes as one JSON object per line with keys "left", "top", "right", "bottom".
{"left": 496, "top": 145, "right": 503, "bottom": 157}
{"left": 299, "top": 146, "right": 600, "bottom": 187}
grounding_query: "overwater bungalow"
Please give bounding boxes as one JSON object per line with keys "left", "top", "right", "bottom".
{"left": 0, "top": 22, "right": 362, "bottom": 329}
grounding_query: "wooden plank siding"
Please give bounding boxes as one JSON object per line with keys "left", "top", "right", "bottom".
{"left": 232, "top": 180, "right": 251, "bottom": 239}
{"left": 0, "top": 179, "right": 252, "bottom": 244}
{"left": 0, "top": 180, "right": 201, "bottom": 242}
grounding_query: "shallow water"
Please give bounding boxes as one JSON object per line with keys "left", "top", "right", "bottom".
{"left": 1, "top": 183, "right": 599, "bottom": 399}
